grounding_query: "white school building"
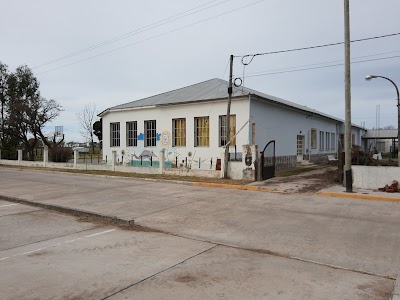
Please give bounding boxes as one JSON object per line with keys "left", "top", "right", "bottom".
{"left": 99, "top": 78, "right": 366, "bottom": 177}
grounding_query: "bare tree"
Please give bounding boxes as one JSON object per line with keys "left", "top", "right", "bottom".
{"left": 77, "top": 103, "right": 97, "bottom": 153}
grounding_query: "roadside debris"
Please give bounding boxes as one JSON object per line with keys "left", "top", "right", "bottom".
{"left": 378, "top": 180, "right": 399, "bottom": 193}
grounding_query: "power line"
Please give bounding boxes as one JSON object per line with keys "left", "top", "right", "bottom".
{"left": 37, "top": 1, "right": 264, "bottom": 75}
{"left": 239, "top": 55, "right": 400, "bottom": 78}
{"left": 237, "top": 50, "right": 400, "bottom": 77}
{"left": 33, "top": 0, "right": 234, "bottom": 69}
{"left": 240, "top": 32, "right": 400, "bottom": 65}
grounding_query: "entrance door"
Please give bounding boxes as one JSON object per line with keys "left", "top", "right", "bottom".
{"left": 296, "top": 135, "right": 305, "bottom": 161}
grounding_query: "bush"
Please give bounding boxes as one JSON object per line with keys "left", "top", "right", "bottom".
{"left": 49, "top": 147, "right": 72, "bottom": 162}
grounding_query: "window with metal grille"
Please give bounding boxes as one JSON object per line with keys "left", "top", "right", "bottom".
{"left": 144, "top": 120, "right": 156, "bottom": 147}
{"left": 110, "top": 122, "right": 120, "bottom": 147}
{"left": 326, "top": 132, "right": 330, "bottom": 150}
{"left": 330, "top": 133, "right": 335, "bottom": 150}
{"left": 194, "top": 117, "right": 209, "bottom": 147}
{"left": 219, "top": 115, "right": 236, "bottom": 147}
{"left": 126, "top": 121, "right": 137, "bottom": 147}
{"left": 319, "top": 131, "right": 325, "bottom": 151}
{"left": 172, "top": 118, "right": 186, "bottom": 147}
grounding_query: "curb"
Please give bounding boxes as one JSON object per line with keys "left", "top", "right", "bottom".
{"left": 393, "top": 273, "right": 400, "bottom": 300}
{"left": 317, "top": 192, "right": 400, "bottom": 203}
{"left": 0, "top": 164, "right": 269, "bottom": 193}
{"left": 0, "top": 195, "right": 134, "bottom": 226}
{"left": 192, "top": 182, "right": 271, "bottom": 192}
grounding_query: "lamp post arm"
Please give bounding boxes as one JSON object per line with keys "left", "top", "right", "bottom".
{"left": 374, "top": 76, "right": 400, "bottom": 104}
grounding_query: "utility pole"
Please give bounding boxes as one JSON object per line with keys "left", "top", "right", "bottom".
{"left": 344, "top": 0, "right": 353, "bottom": 192}
{"left": 223, "top": 55, "right": 234, "bottom": 179}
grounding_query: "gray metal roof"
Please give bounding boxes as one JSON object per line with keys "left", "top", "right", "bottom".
{"left": 363, "top": 129, "right": 398, "bottom": 139}
{"left": 99, "top": 78, "right": 362, "bottom": 127}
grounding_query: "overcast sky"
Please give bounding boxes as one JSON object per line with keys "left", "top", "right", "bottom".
{"left": 1, "top": 0, "right": 399, "bottom": 143}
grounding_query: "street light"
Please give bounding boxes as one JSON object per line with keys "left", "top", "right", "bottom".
{"left": 365, "top": 75, "right": 400, "bottom": 166}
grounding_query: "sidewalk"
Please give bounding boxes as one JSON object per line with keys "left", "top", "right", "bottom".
{"left": 317, "top": 185, "right": 400, "bottom": 203}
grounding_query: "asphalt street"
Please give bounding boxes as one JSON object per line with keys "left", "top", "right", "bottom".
{"left": 0, "top": 167, "right": 398, "bottom": 299}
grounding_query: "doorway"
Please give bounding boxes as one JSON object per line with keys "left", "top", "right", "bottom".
{"left": 297, "top": 135, "right": 305, "bottom": 161}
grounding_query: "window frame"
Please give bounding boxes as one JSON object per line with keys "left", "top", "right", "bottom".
{"left": 110, "top": 122, "right": 120, "bottom": 147}
{"left": 172, "top": 118, "right": 186, "bottom": 147}
{"left": 126, "top": 121, "right": 137, "bottom": 147}
{"left": 194, "top": 116, "right": 209, "bottom": 147}
{"left": 311, "top": 128, "right": 317, "bottom": 149}
{"left": 319, "top": 131, "right": 325, "bottom": 151}
{"left": 325, "top": 132, "right": 330, "bottom": 150}
{"left": 219, "top": 114, "right": 236, "bottom": 147}
{"left": 144, "top": 120, "right": 157, "bottom": 147}
{"left": 330, "top": 133, "right": 335, "bottom": 151}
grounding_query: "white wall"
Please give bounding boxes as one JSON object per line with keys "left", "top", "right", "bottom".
{"left": 353, "top": 165, "right": 400, "bottom": 189}
{"left": 102, "top": 94, "right": 366, "bottom": 162}
{"left": 250, "top": 96, "right": 339, "bottom": 157}
{"left": 102, "top": 97, "right": 250, "bottom": 167}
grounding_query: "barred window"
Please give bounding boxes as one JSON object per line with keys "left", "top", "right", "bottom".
{"left": 326, "top": 132, "right": 330, "bottom": 150}
{"left": 319, "top": 131, "right": 325, "bottom": 151}
{"left": 219, "top": 115, "right": 236, "bottom": 147}
{"left": 110, "top": 122, "right": 120, "bottom": 147}
{"left": 144, "top": 120, "right": 156, "bottom": 147}
{"left": 126, "top": 121, "right": 137, "bottom": 147}
{"left": 194, "top": 117, "right": 209, "bottom": 147}
{"left": 330, "top": 133, "right": 335, "bottom": 151}
{"left": 173, "top": 118, "right": 186, "bottom": 146}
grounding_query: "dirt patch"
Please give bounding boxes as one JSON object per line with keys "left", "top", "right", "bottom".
{"left": 76, "top": 215, "right": 166, "bottom": 234}
{"left": 175, "top": 275, "right": 198, "bottom": 283}
{"left": 262, "top": 167, "right": 339, "bottom": 194}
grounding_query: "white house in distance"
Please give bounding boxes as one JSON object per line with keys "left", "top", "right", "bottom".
{"left": 99, "top": 78, "right": 365, "bottom": 176}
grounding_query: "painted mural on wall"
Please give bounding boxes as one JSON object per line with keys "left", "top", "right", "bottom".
{"left": 116, "top": 129, "right": 220, "bottom": 170}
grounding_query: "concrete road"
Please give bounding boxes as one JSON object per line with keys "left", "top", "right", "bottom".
{"left": 0, "top": 201, "right": 393, "bottom": 299}
{"left": 1, "top": 168, "right": 400, "bottom": 278}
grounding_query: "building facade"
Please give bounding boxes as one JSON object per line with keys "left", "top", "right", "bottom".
{"left": 99, "top": 78, "right": 366, "bottom": 173}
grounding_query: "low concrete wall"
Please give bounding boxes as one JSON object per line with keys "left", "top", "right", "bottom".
{"left": 228, "top": 161, "right": 243, "bottom": 180}
{"left": 353, "top": 165, "right": 400, "bottom": 189}
{"left": 1, "top": 146, "right": 256, "bottom": 180}
{"left": 164, "top": 168, "right": 220, "bottom": 178}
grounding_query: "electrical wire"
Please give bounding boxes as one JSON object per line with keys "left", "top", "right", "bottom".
{"left": 235, "top": 49, "right": 400, "bottom": 77}
{"left": 37, "top": 0, "right": 264, "bottom": 75}
{"left": 239, "top": 32, "right": 400, "bottom": 65}
{"left": 33, "top": 0, "right": 235, "bottom": 69}
{"left": 239, "top": 55, "right": 400, "bottom": 78}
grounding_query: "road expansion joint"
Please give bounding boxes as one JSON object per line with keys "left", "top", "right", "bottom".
{"left": 0, "top": 226, "right": 100, "bottom": 253}
{"left": 0, "top": 194, "right": 395, "bottom": 282}
{"left": 100, "top": 244, "right": 218, "bottom": 300}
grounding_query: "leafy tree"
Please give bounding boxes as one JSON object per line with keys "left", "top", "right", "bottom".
{"left": 1, "top": 63, "right": 62, "bottom": 159}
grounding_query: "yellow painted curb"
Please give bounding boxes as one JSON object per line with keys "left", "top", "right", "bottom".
{"left": 192, "top": 182, "right": 271, "bottom": 192}
{"left": 317, "top": 192, "right": 400, "bottom": 203}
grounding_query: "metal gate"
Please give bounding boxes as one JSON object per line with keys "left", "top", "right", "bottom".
{"left": 260, "top": 140, "right": 275, "bottom": 180}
